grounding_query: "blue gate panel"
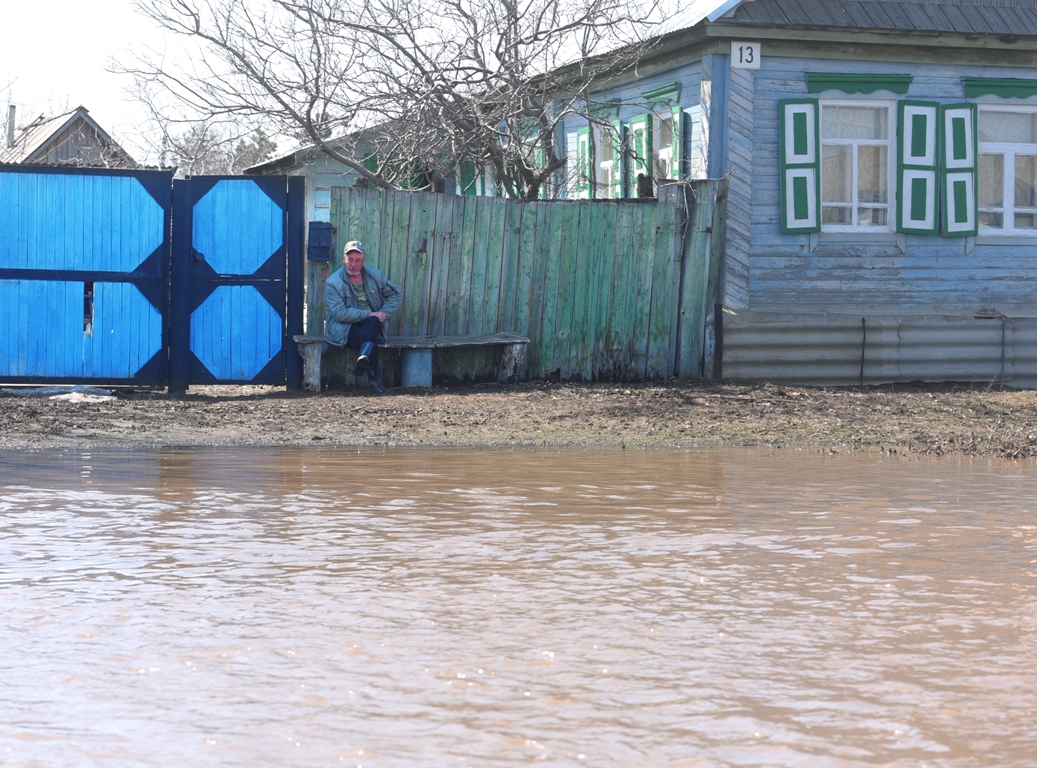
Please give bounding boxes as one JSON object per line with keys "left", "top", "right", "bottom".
{"left": 0, "top": 280, "right": 162, "bottom": 378}
{"left": 0, "top": 172, "right": 164, "bottom": 272}
{"left": 192, "top": 180, "right": 284, "bottom": 275}
{"left": 190, "top": 285, "right": 282, "bottom": 380}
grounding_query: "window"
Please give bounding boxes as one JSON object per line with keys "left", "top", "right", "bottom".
{"left": 979, "top": 107, "right": 1037, "bottom": 233}
{"left": 780, "top": 95, "right": 975, "bottom": 236}
{"left": 820, "top": 101, "right": 895, "bottom": 230}
{"left": 656, "top": 113, "right": 676, "bottom": 181}
{"left": 597, "top": 121, "right": 624, "bottom": 198}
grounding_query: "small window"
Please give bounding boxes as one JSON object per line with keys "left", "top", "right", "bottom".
{"left": 656, "top": 114, "right": 675, "bottom": 181}
{"left": 820, "top": 101, "right": 895, "bottom": 230}
{"left": 978, "top": 107, "right": 1037, "bottom": 234}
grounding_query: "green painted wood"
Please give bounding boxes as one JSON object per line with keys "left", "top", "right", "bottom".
{"left": 525, "top": 202, "right": 554, "bottom": 377}
{"left": 467, "top": 198, "right": 508, "bottom": 379}
{"left": 569, "top": 202, "right": 596, "bottom": 380}
{"left": 676, "top": 181, "right": 719, "bottom": 377}
{"left": 647, "top": 198, "right": 680, "bottom": 379}
{"left": 629, "top": 204, "right": 654, "bottom": 379}
{"left": 806, "top": 73, "right": 912, "bottom": 94}
{"left": 604, "top": 202, "right": 636, "bottom": 378}
{"left": 438, "top": 196, "right": 477, "bottom": 381}
{"left": 428, "top": 195, "right": 456, "bottom": 337}
{"left": 550, "top": 203, "right": 582, "bottom": 377}
{"left": 537, "top": 204, "right": 568, "bottom": 378}
{"left": 402, "top": 192, "right": 437, "bottom": 336}
{"left": 480, "top": 198, "right": 507, "bottom": 334}
{"left": 589, "top": 203, "right": 617, "bottom": 379}
{"left": 512, "top": 202, "right": 541, "bottom": 372}
{"left": 466, "top": 197, "right": 491, "bottom": 334}
{"left": 384, "top": 191, "right": 412, "bottom": 337}
{"left": 496, "top": 200, "right": 524, "bottom": 334}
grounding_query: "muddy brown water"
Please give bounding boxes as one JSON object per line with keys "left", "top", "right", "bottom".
{"left": 1, "top": 448, "right": 1035, "bottom": 767}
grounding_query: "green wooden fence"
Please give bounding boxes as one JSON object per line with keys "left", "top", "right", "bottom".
{"left": 308, "top": 181, "right": 725, "bottom": 384}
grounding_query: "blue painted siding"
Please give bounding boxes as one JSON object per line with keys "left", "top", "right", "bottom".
{"left": 192, "top": 180, "right": 284, "bottom": 275}
{"left": 749, "top": 56, "right": 1037, "bottom": 313}
{"left": 190, "top": 285, "right": 282, "bottom": 380}
{"left": 0, "top": 172, "right": 163, "bottom": 272}
{"left": 0, "top": 280, "right": 161, "bottom": 378}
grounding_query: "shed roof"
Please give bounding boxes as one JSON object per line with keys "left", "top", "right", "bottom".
{"left": 0, "top": 106, "right": 136, "bottom": 167}
{"left": 661, "top": 0, "right": 1037, "bottom": 37}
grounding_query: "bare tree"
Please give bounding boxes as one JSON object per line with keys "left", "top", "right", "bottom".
{"left": 118, "top": 0, "right": 660, "bottom": 198}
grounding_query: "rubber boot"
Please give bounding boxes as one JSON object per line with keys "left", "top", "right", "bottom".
{"left": 367, "top": 368, "right": 389, "bottom": 396}
{"left": 353, "top": 341, "right": 376, "bottom": 376}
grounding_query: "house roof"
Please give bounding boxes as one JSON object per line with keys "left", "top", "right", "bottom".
{"left": 661, "top": 0, "right": 1037, "bottom": 37}
{"left": 0, "top": 106, "right": 136, "bottom": 167}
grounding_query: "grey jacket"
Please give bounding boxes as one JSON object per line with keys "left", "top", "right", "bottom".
{"left": 324, "top": 265, "right": 403, "bottom": 346}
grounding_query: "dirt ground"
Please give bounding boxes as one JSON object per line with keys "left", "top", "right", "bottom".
{"left": 3, "top": 379, "right": 1037, "bottom": 458}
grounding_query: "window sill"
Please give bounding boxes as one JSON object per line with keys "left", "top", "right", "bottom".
{"left": 975, "top": 233, "right": 1037, "bottom": 245}
{"left": 817, "top": 230, "right": 898, "bottom": 243}
{"left": 811, "top": 230, "right": 905, "bottom": 254}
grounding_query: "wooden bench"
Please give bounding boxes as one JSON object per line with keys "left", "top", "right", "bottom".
{"left": 293, "top": 332, "right": 529, "bottom": 392}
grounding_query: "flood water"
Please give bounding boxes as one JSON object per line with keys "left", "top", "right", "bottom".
{"left": 1, "top": 448, "right": 1036, "bottom": 767}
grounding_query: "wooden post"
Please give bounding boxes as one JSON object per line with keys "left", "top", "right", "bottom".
{"left": 294, "top": 336, "right": 325, "bottom": 392}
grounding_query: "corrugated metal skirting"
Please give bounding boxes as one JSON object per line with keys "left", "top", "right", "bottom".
{"left": 723, "top": 311, "right": 1037, "bottom": 388}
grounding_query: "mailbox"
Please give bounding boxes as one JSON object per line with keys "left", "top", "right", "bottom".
{"left": 307, "top": 221, "right": 334, "bottom": 262}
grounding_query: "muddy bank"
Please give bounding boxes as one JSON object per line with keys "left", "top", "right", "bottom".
{"left": 3, "top": 380, "right": 1037, "bottom": 458}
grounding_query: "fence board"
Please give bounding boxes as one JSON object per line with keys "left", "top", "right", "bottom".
{"left": 404, "top": 193, "right": 437, "bottom": 335}
{"left": 569, "top": 202, "right": 595, "bottom": 380}
{"left": 428, "top": 196, "right": 455, "bottom": 337}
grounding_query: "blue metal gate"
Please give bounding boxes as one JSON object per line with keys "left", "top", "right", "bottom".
{"left": 0, "top": 166, "right": 303, "bottom": 390}
{"left": 0, "top": 166, "right": 172, "bottom": 384}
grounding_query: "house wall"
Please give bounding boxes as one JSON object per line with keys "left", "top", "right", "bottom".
{"left": 718, "top": 45, "right": 1037, "bottom": 386}
{"left": 747, "top": 54, "right": 1037, "bottom": 315}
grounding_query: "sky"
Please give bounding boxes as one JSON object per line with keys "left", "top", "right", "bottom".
{"left": 0, "top": 0, "right": 171, "bottom": 161}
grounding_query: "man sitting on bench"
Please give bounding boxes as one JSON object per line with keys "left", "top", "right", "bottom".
{"left": 325, "top": 240, "right": 403, "bottom": 395}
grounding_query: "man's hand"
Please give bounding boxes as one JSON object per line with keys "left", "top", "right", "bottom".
{"left": 369, "top": 311, "right": 388, "bottom": 323}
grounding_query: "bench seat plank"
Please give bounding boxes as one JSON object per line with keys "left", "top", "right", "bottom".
{"left": 382, "top": 332, "right": 529, "bottom": 349}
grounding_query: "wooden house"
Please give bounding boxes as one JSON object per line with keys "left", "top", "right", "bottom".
{"left": 561, "top": 0, "right": 1037, "bottom": 387}
{"left": 1, "top": 106, "right": 137, "bottom": 169}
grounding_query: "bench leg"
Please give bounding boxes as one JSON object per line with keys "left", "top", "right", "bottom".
{"left": 297, "top": 342, "right": 324, "bottom": 392}
{"left": 400, "top": 348, "right": 433, "bottom": 388}
{"left": 499, "top": 343, "right": 526, "bottom": 384}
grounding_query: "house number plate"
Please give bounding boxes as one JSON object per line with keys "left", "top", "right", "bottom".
{"left": 732, "top": 41, "right": 761, "bottom": 69}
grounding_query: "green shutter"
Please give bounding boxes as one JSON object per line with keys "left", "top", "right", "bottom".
{"left": 897, "top": 101, "right": 939, "bottom": 234}
{"left": 670, "top": 106, "right": 685, "bottom": 180}
{"left": 459, "top": 162, "right": 479, "bottom": 196}
{"left": 779, "top": 99, "right": 820, "bottom": 234}
{"left": 941, "top": 103, "right": 977, "bottom": 236}
{"left": 576, "top": 127, "right": 592, "bottom": 199}
{"left": 629, "top": 113, "right": 653, "bottom": 193}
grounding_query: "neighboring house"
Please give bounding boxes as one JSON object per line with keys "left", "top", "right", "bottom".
{"left": 1, "top": 106, "right": 137, "bottom": 168}
{"left": 253, "top": 0, "right": 1037, "bottom": 387}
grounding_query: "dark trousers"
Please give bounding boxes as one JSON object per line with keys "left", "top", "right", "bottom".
{"left": 346, "top": 316, "right": 382, "bottom": 372}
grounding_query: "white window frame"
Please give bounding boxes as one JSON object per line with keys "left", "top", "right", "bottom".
{"left": 595, "top": 123, "right": 615, "bottom": 197}
{"left": 978, "top": 104, "right": 1037, "bottom": 236}
{"left": 819, "top": 98, "right": 897, "bottom": 233}
{"left": 656, "top": 111, "right": 676, "bottom": 181}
